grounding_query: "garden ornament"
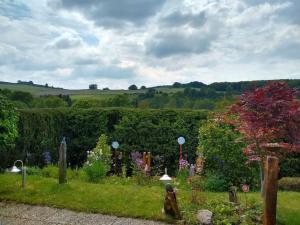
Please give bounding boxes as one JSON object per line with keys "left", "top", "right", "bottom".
{"left": 189, "top": 164, "right": 195, "bottom": 177}
{"left": 229, "top": 186, "right": 238, "bottom": 203}
{"left": 163, "top": 183, "right": 181, "bottom": 219}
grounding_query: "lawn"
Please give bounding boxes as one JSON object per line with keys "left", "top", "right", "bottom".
{"left": 0, "top": 174, "right": 299, "bottom": 224}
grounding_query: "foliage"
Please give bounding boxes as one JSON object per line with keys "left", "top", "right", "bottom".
{"left": 279, "top": 153, "right": 300, "bottom": 177}
{"left": 83, "top": 134, "right": 111, "bottom": 182}
{"left": 26, "top": 166, "right": 41, "bottom": 176}
{"left": 41, "top": 164, "right": 58, "bottom": 178}
{"left": 0, "top": 94, "right": 18, "bottom": 153}
{"left": 91, "top": 134, "right": 111, "bottom": 165}
{"left": 83, "top": 160, "right": 108, "bottom": 183}
{"left": 32, "top": 96, "right": 68, "bottom": 108}
{"left": 201, "top": 173, "right": 228, "bottom": 192}
{"left": 176, "top": 168, "right": 190, "bottom": 185}
{"left": 205, "top": 200, "right": 262, "bottom": 225}
{"left": 278, "top": 177, "right": 300, "bottom": 191}
{"left": 128, "top": 84, "right": 138, "bottom": 90}
{"left": 199, "top": 115, "right": 258, "bottom": 188}
{"left": 7, "top": 108, "right": 207, "bottom": 171}
{"left": 229, "top": 82, "right": 300, "bottom": 161}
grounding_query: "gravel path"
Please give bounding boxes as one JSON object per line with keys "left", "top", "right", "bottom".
{"left": 0, "top": 202, "right": 168, "bottom": 225}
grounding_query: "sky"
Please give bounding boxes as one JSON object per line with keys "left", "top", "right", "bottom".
{"left": 0, "top": 0, "right": 299, "bottom": 89}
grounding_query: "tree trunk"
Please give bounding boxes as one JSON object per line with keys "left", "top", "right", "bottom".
{"left": 263, "top": 156, "right": 279, "bottom": 225}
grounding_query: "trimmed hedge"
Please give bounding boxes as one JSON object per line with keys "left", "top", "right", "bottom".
{"left": 278, "top": 177, "right": 300, "bottom": 192}
{"left": 5, "top": 108, "right": 207, "bottom": 174}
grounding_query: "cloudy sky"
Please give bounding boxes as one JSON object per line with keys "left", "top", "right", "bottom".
{"left": 0, "top": 0, "right": 299, "bottom": 89}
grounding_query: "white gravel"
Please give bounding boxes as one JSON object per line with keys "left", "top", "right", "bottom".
{"left": 0, "top": 202, "right": 169, "bottom": 225}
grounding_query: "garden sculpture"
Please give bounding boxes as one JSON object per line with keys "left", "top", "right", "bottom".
{"left": 163, "top": 183, "right": 181, "bottom": 219}
{"left": 59, "top": 137, "right": 67, "bottom": 184}
{"left": 189, "top": 164, "right": 195, "bottom": 177}
{"left": 228, "top": 186, "right": 238, "bottom": 203}
{"left": 195, "top": 155, "right": 205, "bottom": 174}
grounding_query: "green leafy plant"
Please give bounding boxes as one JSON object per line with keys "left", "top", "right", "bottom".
{"left": 26, "top": 166, "right": 41, "bottom": 176}
{"left": 41, "top": 164, "right": 58, "bottom": 178}
{"left": 199, "top": 114, "right": 259, "bottom": 188}
{"left": 83, "top": 160, "right": 108, "bottom": 183}
{"left": 83, "top": 134, "right": 111, "bottom": 182}
{"left": 202, "top": 172, "right": 228, "bottom": 192}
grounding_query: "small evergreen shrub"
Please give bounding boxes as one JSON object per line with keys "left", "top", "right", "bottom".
{"left": 278, "top": 177, "right": 300, "bottom": 191}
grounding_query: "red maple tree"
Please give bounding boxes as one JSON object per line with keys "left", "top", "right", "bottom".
{"left": 229, "top": 82, "right": 300, "bottom": 161}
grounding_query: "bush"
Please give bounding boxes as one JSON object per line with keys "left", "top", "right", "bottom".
{"left": 83, "top": 161, "right": 108, "bottom": 183}
{"left": 41, "top": 165, "right": 58, "bottom": 178}
{"left": 26, "top": 166, "right": 41, "bottom": 176}
{"left": 278, "top": 177, "right": 300, "bottom": 191}
{"left": 202, "top": 173, "right": 228, "bottom": 192}
{"left": 199, "top": 115, "right": 259, "bottom": 188}
{"left": 205, "top": 199, "right": 262, "bottom": 225}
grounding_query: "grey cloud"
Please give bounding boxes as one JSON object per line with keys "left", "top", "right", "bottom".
{"left": 161, "top": 11, "right": 206, "bottom": 28}
{"left": 73, "top": 66, "right": 137, "bottom": 79}
{"left": 50, "top": 0, "right": 166, "bottom": 27}
{"left": 146, "top": 30, "right": 214, "bottom": 58}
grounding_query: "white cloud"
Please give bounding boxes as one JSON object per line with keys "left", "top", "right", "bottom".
{"left": 0, "top": 0, "right": 299, "bottom": 89}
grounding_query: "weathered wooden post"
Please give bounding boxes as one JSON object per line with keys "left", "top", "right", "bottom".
{"left": 59, "top": 137, "right": 67, "bottom": 184}
{"left": 263, "top": 156, "right": 279, "bottom": 225}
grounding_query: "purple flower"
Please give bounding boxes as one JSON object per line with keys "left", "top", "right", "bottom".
{"left": 179, "top": 159, "right": 189, "bottom": 170}
{"left": 131, "top": 151, "right": 142, "bottom": 162}
{"left": 42, "top": 151, "right": 51, "bottom": 165}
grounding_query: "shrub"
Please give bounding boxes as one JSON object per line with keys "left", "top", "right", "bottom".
{"left": 199, "top": 115, "right": 259, "bottom": 188}
{"left": 176, "top": 167, "right": 189, "bottom": 183}
{"left": 278, "top": 177, "right": 300, "bottom": 191}
{"left": 202, "top": 173, "right": 228, "bottom": 192}
{"left": 83, "top": 161, "right": 108, "bottom": 183}
{"left": 83, "top": 134, "right": 111, "bottom": 183}
{"left": 205, "top": 199, "right": 262, "bottom": 225}
{"left": 41, "top": 165, "right": 58, "bottom": 178}
{"left": 26, "top": 166, "right": 41, "bottom": 176}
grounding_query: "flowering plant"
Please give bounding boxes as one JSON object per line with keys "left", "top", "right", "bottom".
{"left": 179, "top": 159, "right": 189, "bottom": 170}
{"left": 83, "top": 134, "right": 111, "bottom": 182}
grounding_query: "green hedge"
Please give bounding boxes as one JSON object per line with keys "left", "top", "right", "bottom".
{"left": 278, "top": 177, "right": 300, "bottom": 192}
{"left": 7, "top": 108, "right": 207, "bottom": 174}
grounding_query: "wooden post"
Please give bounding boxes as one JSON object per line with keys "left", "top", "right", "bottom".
{"left": 263, "top": 156, "right": 279, "bottom": 225}
{"left": 59, "top": 137, "right": 67, "bottom": 184}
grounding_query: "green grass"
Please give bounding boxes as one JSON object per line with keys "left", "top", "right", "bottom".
{"left": 0, "top": 174, "right": 299, "bottom": 224}
{"left": 0, "top": 82, "right": 187, "bottom": 97}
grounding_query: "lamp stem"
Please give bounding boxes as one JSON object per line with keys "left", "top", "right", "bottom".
{"left": 14, "top": 160, "right": 25, "bottom": 189}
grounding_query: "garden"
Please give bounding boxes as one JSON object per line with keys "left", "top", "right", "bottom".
{"left": 1, "top": 82, "right": 300, "bottom": 225}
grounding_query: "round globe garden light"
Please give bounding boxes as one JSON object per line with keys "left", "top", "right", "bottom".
{"left": 177, "top": 136, "right": 185, "bottom": 161}
{"left": 160, "top": 168, "right": 172, "bottom": 186}
{"left": 10, "top": 160, "right": 26, "bottom": 189}
{"left": 112, "top": 141, "right": 119, "bottom": 150}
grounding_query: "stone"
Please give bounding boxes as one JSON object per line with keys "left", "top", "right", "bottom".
{"left": 197, "top": 210, "right": 213, "bottom": 225}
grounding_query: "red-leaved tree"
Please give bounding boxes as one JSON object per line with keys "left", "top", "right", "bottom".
{"left": 228, "top": 82, "right": 300, "bottom": 192}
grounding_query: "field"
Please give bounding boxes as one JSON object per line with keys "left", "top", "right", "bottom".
{"left": 0, "top": 173, "right": 299, "bottom": 224}
{"left": 0, "top": 82, "right": 186, "bottom": 101}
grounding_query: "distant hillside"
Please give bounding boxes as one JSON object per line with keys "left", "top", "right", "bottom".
{"left": 0, "top": 79, "right": 299, "bottom": 97}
